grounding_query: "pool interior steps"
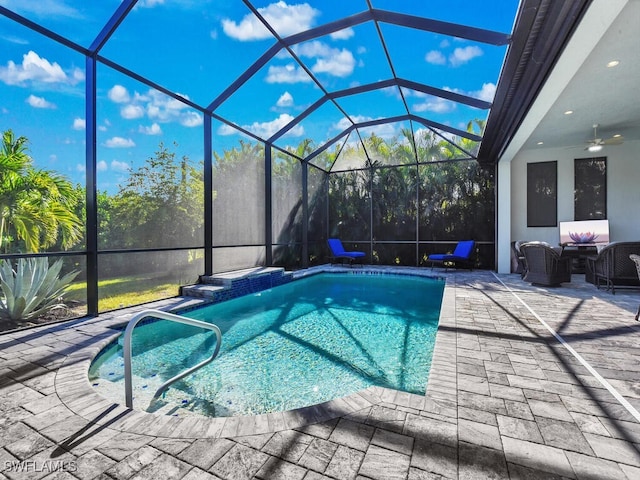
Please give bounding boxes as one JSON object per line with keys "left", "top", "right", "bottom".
{"left": 180, "top": 267, "right": 293, "bottom": 302}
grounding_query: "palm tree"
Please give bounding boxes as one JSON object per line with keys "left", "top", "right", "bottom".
{"left": 0, "top": 129, "right": 82, "bottom": 253}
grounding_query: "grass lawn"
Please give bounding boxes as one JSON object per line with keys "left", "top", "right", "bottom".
{"left": 65, "top": 275, "right": 181, "bottom": 312}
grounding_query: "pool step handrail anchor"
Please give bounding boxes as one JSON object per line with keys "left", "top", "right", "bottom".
{"left": 123, "top": 309, "right": 222, "bottom": 409}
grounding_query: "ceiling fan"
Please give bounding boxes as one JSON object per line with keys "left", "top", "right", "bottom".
{"left": 585, "top": 124, "right": 624, "bottom": 152}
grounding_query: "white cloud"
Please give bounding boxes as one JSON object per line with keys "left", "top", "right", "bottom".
{"left": 293, "top": 41, "right": 356, "bottom": 77}
{"left": 276, "top": 91, "right": 294, "bottom": 107}
{"left": 139, "top": 122, "right": 162, "bottom": 135}
{"left": 121, "top": 104, "right": 145, "bottom": 119}
{"left": 109, "top": 88, "right": 201, "bottom": 127}
{"left": 474, "top": 82, "right": 496, "bottom": 102}
{"left": 71, "top": 69, "right": 85, "bottom": 84}
{"left": 180, "top": 110, "right": 203, "bottom": 127}
{"left": 425, "top": 50, "right": 446, "bottom": 65}
{"left": 104, "top": 137, "right": 135, "bottom": 148}
{"left": 332, "top": 116, "right": 356, "bottom": 131}
{"left": 360, "top": 123, "right": 399, "bottom": 140}
{"left": 266, "top": 64, "right": 311, "bottom": 83}
{"left": 311, "top": 49, "right": 355, "bottom": 77}
{"left": 412, "top": 95, "right": 455, "bottom": 114}
{"left": 217, "top": 123, "right": 239, "bottom": 136}
{"left": 439, "top": 83, "right": 496, "bottom": 103}
{"left": 218, "top": 114, "right": 303, "bottom": 139}
{"left": 96, "top": 160, "right": 108, "bottom": 171}
{"left": 108, "top": 84, "right": 130, "bottom": 103}
{"left": 111, "top": 160, "right": 130, "bottom": 172}
{"left": 73, "top": 118, "right": 86, "bottom": 130}
{"left": 3, "top": 0, "right": 83, "bottom": 18}
{"left": 146, "top": 90, "right": 200, "bottom": 126}
{"left": 137, "top": 0, "right": 165, "bottom": 7}
{"left": 132, "top": 91, "right": 149, "bottom": 103}
{"left": 26, "top": 94, "right": 55, "bottom": 109}
{"left": 330, "top": 28, "right": 354, "bottom": 40}
{"left": 294, "top": 41, "right": 330, "bottom": 57}
{"left": 0, "top": 50, "right": 83, "bottom": 86}
{"left": 222, "top": 1, "right": 319, "bottom": 40}
{"left": 449, "top": 45, "right": 483, "bottom": 66}
{"left": 249, "top": 113, "right": 303, "bottom": 138}
{"left": 3, "top": 35, "right": 29, "bottom": 46}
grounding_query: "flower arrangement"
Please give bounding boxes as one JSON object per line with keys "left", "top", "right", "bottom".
{"left": 568, "top": 231, "right": 598, "bottom": 243}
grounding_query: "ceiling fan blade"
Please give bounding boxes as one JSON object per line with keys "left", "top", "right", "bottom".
{"left": 603, "top": 136, "right": 624, "bottom": 145}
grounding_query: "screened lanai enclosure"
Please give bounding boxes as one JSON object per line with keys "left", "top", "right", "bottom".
{"left": 0, "top": 1, "right": 589, "bottom": 320}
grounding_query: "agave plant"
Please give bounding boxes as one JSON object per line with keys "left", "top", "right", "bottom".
{"left": 0, "top": 258, "right": 79, "bottom": 321}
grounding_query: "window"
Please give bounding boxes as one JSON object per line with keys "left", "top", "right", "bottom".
{"left": 527, "top": 161, "right": 557, "bottom": 227}
{"left": 574, "top": 157, "right": 606, "bottom": 220}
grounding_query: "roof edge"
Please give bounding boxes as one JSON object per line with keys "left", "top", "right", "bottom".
{"left": 476, "top": 0, "right": 592, "bottom": 166}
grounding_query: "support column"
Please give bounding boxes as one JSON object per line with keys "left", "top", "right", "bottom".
{"left": 496, "top": 159, "right": 512, "bottom": 273}
{"left": 265, "top": 145, "right": 273, "bottom": 265}
{"left": 302, "top": 161, "right": 308, "bottom": 268}
{"left": 204, "top": 115, "right": 213, "bottom": 275}
{"left": 85, "top": 56, "right": 98, "bottom": 317}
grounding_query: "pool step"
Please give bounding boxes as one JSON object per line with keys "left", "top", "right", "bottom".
{"left": 181, "top": 267, "right": 293, "bottom": 302}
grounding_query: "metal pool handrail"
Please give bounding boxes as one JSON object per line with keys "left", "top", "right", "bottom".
{"left": 123, "top": 309, "right": 222, "bottom": 409}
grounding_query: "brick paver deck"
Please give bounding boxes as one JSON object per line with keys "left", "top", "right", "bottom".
{"left": 1, "top": 268, "right": 639, "bottom": 479}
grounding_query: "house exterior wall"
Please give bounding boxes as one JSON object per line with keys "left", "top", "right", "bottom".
{"left": 509, "top": 140, "right": 640, "bottom": 252}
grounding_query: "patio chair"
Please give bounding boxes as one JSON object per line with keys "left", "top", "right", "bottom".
{"left": 585, "top": 241, "right": 640, "bottom": 293}
{"left": 520, "top": 243, "right": 571, "bottom": 286}
{"left": 427, "top": 240, "right": 475, "bottom": 271}
{"left": 511, "top": 240, "right": 529, "bottom": 277}
{"left": 327, "top": 238, "right": 366, "bottom": 266}
{"left": 630, "top": 254, "right": 640, "bottom": 321}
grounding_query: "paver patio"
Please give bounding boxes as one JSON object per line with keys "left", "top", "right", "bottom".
{"left": 1, "top": 268, "right": 639, "bottom": 479}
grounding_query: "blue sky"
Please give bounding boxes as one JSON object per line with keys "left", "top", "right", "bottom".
{"left": 0, "top": 0, "right": 518, "bottom": 192}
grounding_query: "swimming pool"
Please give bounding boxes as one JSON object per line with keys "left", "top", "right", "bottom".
{"left": 89, "top": 272, "right": 444, "bottom": 417}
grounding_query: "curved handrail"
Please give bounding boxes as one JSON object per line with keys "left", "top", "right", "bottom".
{"left": 123, "top": 309, "right": 222, "bottom": 409}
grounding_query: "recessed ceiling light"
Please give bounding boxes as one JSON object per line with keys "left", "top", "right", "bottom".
{"left": 564, "top": 110, "right": 573, "bottom": 115}
{"left": 607, "top": 60, "right": 620, "bottom": 68}
{"left": 613, "top": 134, "right": 622, "bottom": 138}
{"left": 537, "top": 141, "right": 544, "bottom": 145}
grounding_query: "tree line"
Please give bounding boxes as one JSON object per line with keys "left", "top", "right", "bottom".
{"left": 0, "top": 122, "right": 494, "bottom": 269}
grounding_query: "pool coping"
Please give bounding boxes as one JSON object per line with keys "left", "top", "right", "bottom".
{"left": 54, "top": 265, "right": 458, "bottom": 439}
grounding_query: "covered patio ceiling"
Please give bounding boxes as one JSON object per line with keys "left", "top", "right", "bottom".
{"left": 0, "top": 0, "right": 592, "bottom": 173}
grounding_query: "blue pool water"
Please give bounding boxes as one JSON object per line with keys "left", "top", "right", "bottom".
{"left": 89, "top": 272, "right": 444, "bottom": 417}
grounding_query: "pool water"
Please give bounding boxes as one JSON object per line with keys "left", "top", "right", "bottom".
{"left": 89, "top": 272, "right": 444, "bottom": 417}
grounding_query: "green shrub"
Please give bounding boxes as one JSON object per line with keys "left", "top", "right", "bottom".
{"left": 0, "top": 258, "right": 79, "bottom": 321}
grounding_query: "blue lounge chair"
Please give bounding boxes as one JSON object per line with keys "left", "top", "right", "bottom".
{"left": 328, "top": 238, "right": 366, "bottom": 266}
{"left": 428, "top": 240, "right": 475, "bottom": 271}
